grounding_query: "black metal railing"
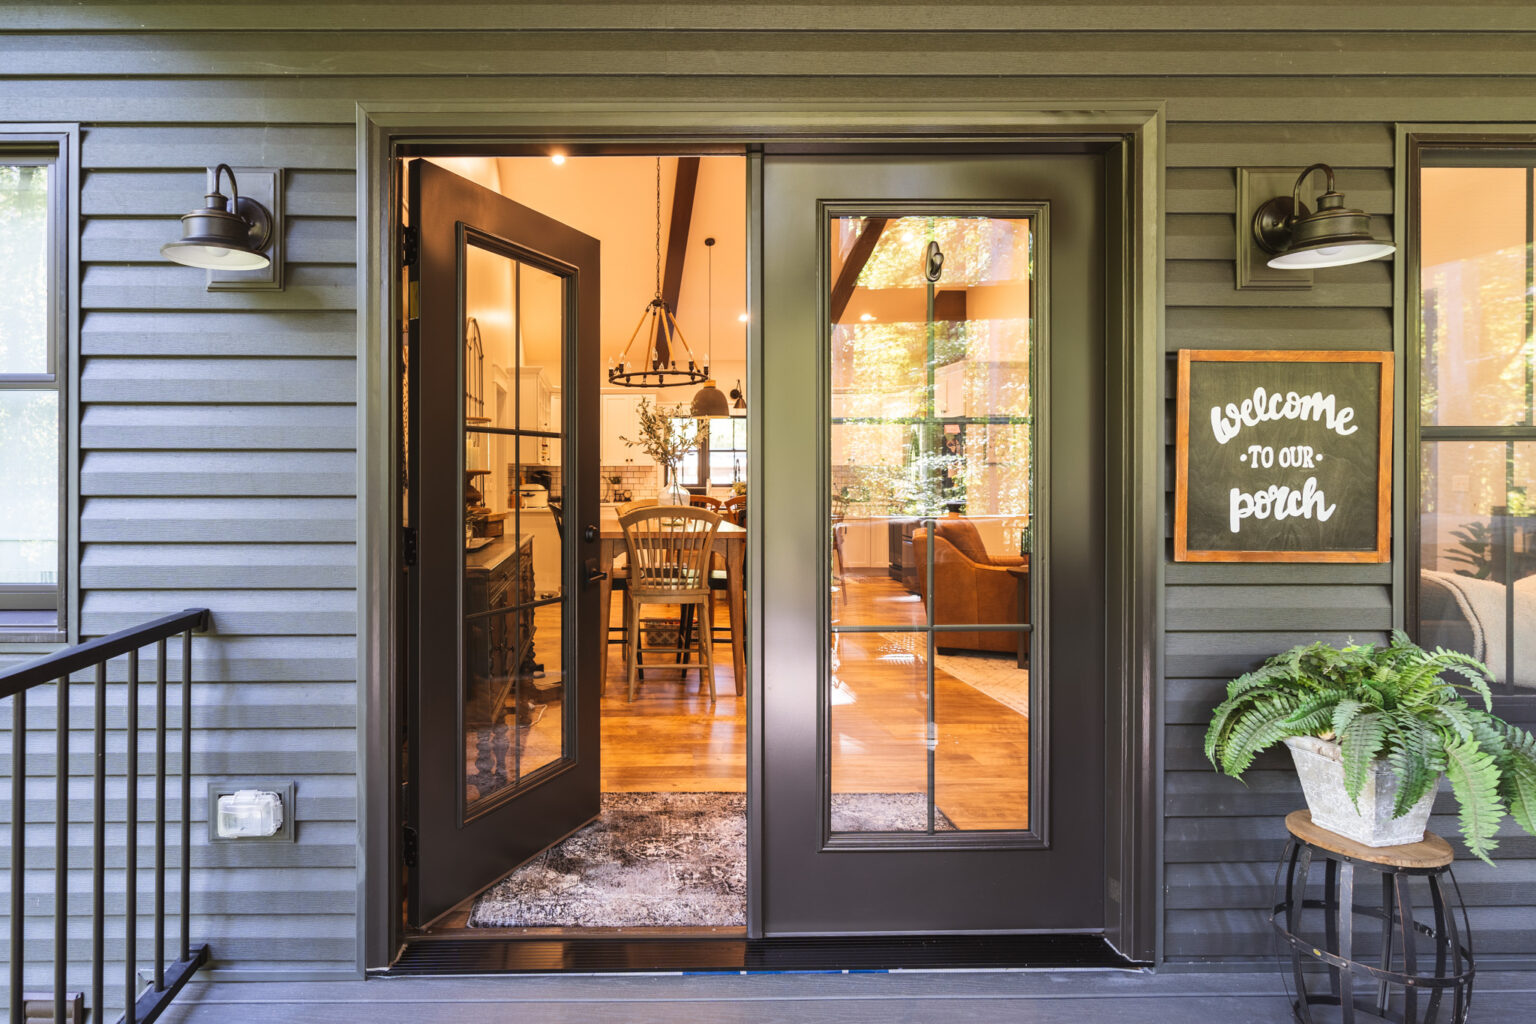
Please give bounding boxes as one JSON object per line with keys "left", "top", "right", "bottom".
{"left": 2, "top": 609, "right": 212, "bottom": 1024}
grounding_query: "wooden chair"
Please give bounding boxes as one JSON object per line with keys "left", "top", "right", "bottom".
{"left": 617, "top": 497, "right": 658, "bottom": 517}
{"left": 689, "top": 493, "right": 723, "bottom": 510}
{"left": 607, "top": 498, "right": 660, "bottom": 653}
{"left": 722, "top": 494, "right": 746, "bottom": 527}
{"left": 617, "top": 505, "right": 722, "bottom": 702}
{"left": 831, "top": 521, "right": 849, "bottom": 610}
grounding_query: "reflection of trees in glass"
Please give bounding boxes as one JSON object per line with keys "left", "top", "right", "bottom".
{"left": 0, "top": 163, "right": 56, "bottom": 585}
{"left": 0, "top": 164, "right": 48, "bottom": 372}
{"left": 858, "top": 216, "right": 1026, "bottom": 289}
{"left": 1420, "top": 246, "right": 1532, "bottom": 426}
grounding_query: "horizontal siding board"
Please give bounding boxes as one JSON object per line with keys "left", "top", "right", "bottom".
{"left": 1166, "top": 630, "right": 1389, "bottom": 679}
{"left": 82, "top": 310, "right": 357, "bottom": 358}
{"left": 1165, "top": 562, "right": 1393, "bottom": 586}
{"left": 1167, "top": 259, "right": 1391, "bottom": 308}
{"left": 81, "top": 263, "right": 357, "bottom": 312}
{"left": 1166, "top": 306, "right": 1394, "bottom": 350}
{"left": 1167, "top": 907, "right": 1536, "bottom": 957}
{"left": 6, "top": 3, "right": 1536, "bottom": 32}
{"left": 80, "top": 124, "right": 356, "bottom": 170}
{"left": 82, "top": 169, "right": 354, "bottom": 218}
{"left": 1168, "top": 167, "right": 1394, "bottom": 215}
{"left": 80, "top": 451, "right": 355, "bottom": 498}
{"left": 1164, "top": 859, "right": 1536, "bottom": 910}
{"left": 4, "top": 75, "right": 1536, "bottom": 126}
{"left": 82, "top": 405, "right": 357, "bottom": 449}
{"left": 84, "top": 216, "right": 355, "bottom": 265}
{"left": 81, "top": 357, "right": 355, "bottom": 405}
{"left": 1166, "top": 584, "right": 1391, "bottom": 631}
{"left": 12, "top": 31, "right": 1536, "bottom": 79}
{"left": 80, "top": 543, "right": 356, "bottom": 589}
{"left": 81, "top": 498, "right": 354, "bottom": 544}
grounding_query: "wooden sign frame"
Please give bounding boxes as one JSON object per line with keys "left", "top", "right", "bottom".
{"left": 1174, "top": 349, "right": 1393, "bottom": 563}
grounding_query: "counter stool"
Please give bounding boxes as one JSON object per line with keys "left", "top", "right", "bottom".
{"left": 1271, "top": 810, "right": 1474, "bottom": 1024}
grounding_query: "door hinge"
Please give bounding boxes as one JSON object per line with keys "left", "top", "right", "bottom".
{"left": 402, "top": 526, "right": 418, "bottom": 567}
{"left": 400, "top": 225, "right": 419, "bottom": 268}
{"left": 402, "top": 823, "right": 419, "bottom": 867}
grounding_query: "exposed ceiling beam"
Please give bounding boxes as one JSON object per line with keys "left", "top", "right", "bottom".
{"left": 829, "top": 217, "right": 888, "bottom": 324}
{"left": 655, "top": 156, "right": 700, "bottom": 369}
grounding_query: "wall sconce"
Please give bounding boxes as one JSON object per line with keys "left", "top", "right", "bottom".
{"left": 162, "top": 164, "right": 284, "bottom": 290}
{"left": 1236, "top": 164, "right": 1392, "bottom": 289}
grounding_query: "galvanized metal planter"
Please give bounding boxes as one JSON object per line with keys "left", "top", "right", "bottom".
{"left": 1283, "top": 735, "right": 1437, "bottom": 847}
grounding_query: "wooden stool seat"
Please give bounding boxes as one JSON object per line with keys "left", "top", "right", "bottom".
{"left": 1286, "top": 810, "right": 1454, "bottom": 870}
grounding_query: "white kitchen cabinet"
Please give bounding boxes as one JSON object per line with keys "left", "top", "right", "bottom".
{"left": 601, "top": 392, "right": 655, "bottom": 466}
{"left": 518, "top": 367, "right": 552, "bottom": 464}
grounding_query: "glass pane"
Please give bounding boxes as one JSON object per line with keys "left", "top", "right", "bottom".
{"left": 463, "top": 240, "right": 569, "bottom": 814}
{"left": 0, "top": 163, "right": 49, "bottom": 375}
{"left": 1419, "top": 441, "right": 1536, "bottom": 695}
{"left": 828, "top": 213, "right": 1034, "bottom": 837}
{"left": 0, "top": 390, "right": 58, "bottom": 585}
{"left": 1420, "top": 166, "right": 1535, "bottom": 427}
{"left": 934, "top": 630, "right": 1030, "bottom": 830}
{"left": 828, "top": 630, "right": 936, "bottom": 833}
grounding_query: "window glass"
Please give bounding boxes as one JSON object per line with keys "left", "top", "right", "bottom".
{"left": 0, "top": 390, "right": 58, "bottom": 585}
{"left": 0, "top": 163, "right": 49, "bottom": 375}
{"left": 1416, "top": 156, "right": 1536, "bottom": 697}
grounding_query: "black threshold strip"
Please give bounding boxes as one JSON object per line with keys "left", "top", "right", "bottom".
{"left": 388, "top": 934, "right": 1140, "bottom": 975}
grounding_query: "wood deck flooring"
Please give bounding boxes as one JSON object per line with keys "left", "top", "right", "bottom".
{"left": 161, "top": 971, "right": 1536, "bottom": 1024}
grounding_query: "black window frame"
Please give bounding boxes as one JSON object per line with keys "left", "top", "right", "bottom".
{"left": 1407, "top": 136, "right": 1536, "bottom": 706}
{"left": 0, "top": 128, "right": 76, "bottom": 643}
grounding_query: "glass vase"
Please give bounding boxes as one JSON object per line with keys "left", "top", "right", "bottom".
{"left": 658, "top": 473, "right": 688, "bottom": 507}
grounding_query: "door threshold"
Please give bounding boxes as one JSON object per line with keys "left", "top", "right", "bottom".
{"left": 387, "top": 933, "right": 1140, "bottom": 975}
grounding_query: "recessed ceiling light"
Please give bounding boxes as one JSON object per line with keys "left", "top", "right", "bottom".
{"left": 859, "top": 313, "right": 875, "bottom": 322}
{"left": 737, "top": 313, "right": 750, "bottom": 323}
{"left": 550, "top": 153, "right": 566, "bottom": 166}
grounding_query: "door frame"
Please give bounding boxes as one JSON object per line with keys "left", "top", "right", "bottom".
{"left": 355, "top": 100, "right": 1166, "bottom": 972}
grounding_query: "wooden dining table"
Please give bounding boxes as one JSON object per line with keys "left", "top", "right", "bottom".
{"left": 597, "top": 505, "right": 747, "bottom": 695}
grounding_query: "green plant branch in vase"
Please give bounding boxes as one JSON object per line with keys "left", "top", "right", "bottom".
{"left": 1205, "top": 631, "right": 1536, "bottom": 864}
{"left": 621, "top": 398, "right": 708, "bottom": 502}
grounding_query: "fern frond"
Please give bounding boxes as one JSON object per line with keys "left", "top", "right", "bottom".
{"left": 1340, "top": 712, "right": 1387, "bottom": 806}
{"left": 1218, "top": 697, "right": 1300, "bottom": 777}
{"left": 1441, "top": 737, "right": 1505, "bottom": 865}
{"left": 1386, "top": 715, "right": 1440, "bottom": 818}
{"left": 1481, "top": 718, "right": 1536, "bottom": 839}
{"left": 1330, "top": 698, "right": 1368, "bottom": 739}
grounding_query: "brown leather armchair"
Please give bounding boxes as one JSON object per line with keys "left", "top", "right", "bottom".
{"left": 913, "top": 518, "right": 1028, "bottom": 658}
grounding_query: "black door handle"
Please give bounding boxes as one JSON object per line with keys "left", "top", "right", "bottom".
{"left": 583, "top": 524, "right": 597, "bottom": 543}
{"left": 583, "top": 558, "right": 608, "bottom": 587}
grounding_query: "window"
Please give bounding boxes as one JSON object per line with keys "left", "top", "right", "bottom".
{"left": 675, "top": 413, "right": 746, "bottom": 490}
{"left": 1412, "top": 145, "right": 1536, "bottom": 698}
{"left": 0, "top": 138, "right": 67, "bottom": 636}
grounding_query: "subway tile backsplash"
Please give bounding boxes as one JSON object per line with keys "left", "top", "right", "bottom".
{"left": 602, "top": 463, "right": 659, "bottom": 502}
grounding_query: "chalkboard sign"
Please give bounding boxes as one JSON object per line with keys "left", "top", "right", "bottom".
{"left": 1175, "top": 350, "right": 1392, "bottom": 563}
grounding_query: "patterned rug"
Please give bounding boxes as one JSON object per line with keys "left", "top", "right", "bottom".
{"left": 934, "top": 652, "right": 1030, "bottom": 718}
{"left": 468, "top": 791, "right": 955, "bottom": 928}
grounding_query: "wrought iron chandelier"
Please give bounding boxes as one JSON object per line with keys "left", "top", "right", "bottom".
{"left": 608, "top": 158, "right": 708, "bottom": 388}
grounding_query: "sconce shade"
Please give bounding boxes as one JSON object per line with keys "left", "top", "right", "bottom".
{"left": 162, "top": 164, "right": 273, "bottom": 270}
{"left": 729, "top": 379, "right": 746, "bottom": 414}
{"left": 690, "top": 380, "right": 731, "bottom": 417}
{"left": 1252, "top": 163, "right": 1394, "bottom": 270}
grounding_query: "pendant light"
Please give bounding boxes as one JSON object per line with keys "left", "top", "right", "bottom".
{"left": 1252, "top": 163, "right": 1395, "bottom": 270}
{"left": 609, "top": 158, "right": 708, "bottom": 388}
{"left": 161, "top": 164, "right": 273, "bottom": 270}
{"left": 691, "top": 236, "right": 731, "bottom": 417}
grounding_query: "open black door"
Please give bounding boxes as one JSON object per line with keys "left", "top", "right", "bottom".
{"left": 405, "top": 159, "right": 602, "bottom": 926}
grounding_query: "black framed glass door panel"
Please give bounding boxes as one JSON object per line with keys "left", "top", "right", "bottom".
{"left": 406, "top": 159, "right": 602, "bottom": 927}
{"left": 761, "top": 154, "right": 1106, "bottom": 934}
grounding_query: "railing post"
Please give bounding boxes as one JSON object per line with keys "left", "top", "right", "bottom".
{"left": 123, "top": 650, "right": 138, "bottom": 1024}
{"left": 179, "top": 629, "right": 191, "bottom": 965}
{"left": 91, "top": 662, "right": 104, "bottom": 1024}
{"left": 54, "top": 676, "right": 68, "bottom": 1024}
{"left": 10, "top": 689, "right": 25, "bottom": 1024}
{"left": 153, "top": 641, "right": 166, "bottom": 994}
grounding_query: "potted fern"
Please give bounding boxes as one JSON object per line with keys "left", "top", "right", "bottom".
{"left": 1205, "top": 631, "right": 1536, "bottom": 864}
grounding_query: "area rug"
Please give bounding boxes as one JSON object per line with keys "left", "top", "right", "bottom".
{"left": 469, "top": 791, "right": 747, "bottom": 928}
{"left": 934, "top": 652, "right": 1030, "bottom": 718}
{"left": 467, "top": 791, "right": 955, "bottom": 928}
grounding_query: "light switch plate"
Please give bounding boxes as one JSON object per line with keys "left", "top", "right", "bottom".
{"left": 1236, "top": 167, "right": 1314, "bottom": 291}
{"left": 207, "top": 780, "right": 296, "bottom": 843}
{"left": 207, "top": 166, "right": 284, "bottom": 291}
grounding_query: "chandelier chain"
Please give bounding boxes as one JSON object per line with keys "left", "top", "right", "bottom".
{"left": 654, "top": 157, "right": 662, "bottom": 299}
